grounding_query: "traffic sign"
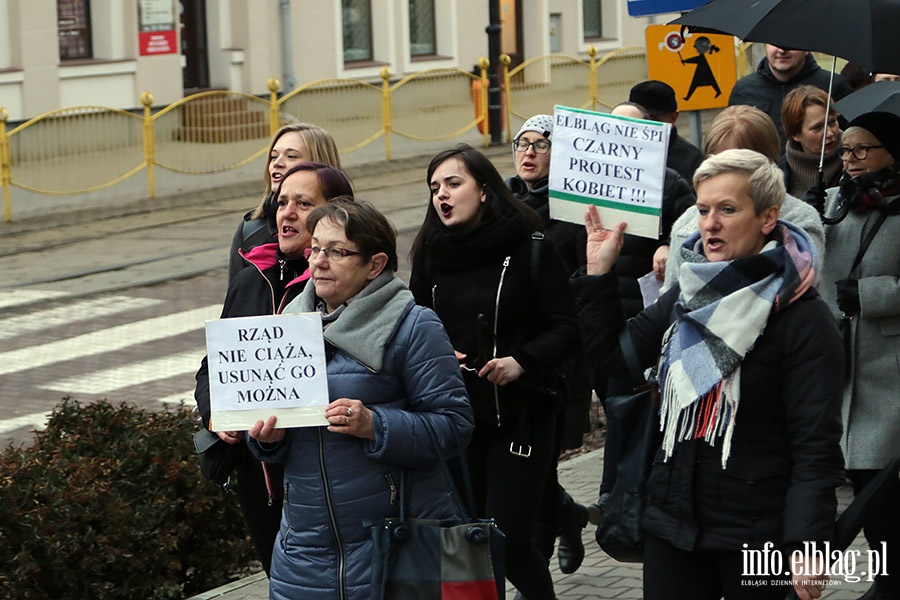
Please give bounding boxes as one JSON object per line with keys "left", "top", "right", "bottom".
{"left": 645, "top": 24, "right": 736, "bottom": 111}
{"left": 627, "top": 0, "right": 708, "bottom": 18}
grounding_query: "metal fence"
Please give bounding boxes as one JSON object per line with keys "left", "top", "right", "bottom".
{"left": 2, "top": 45, "right": 676, "bottom": 222}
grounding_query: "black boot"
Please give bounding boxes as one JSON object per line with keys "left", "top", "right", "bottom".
{"left": 557, "top": 492, "right": 589, "bottom": 574}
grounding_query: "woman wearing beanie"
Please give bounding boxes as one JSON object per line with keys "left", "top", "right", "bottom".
{"left": 505, "top": 115, "right": 594, "bottom": 579}
{"left": 820, "top": 111, "right": 900, "bottom": 600}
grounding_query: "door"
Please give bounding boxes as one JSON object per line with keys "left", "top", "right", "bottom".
{"left": 180, "top": 0, "right": 209, "bottom": 92}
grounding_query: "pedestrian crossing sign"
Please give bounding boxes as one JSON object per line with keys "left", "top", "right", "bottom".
{"left": 645, "top": 24, "right": 737, "bottom": 111}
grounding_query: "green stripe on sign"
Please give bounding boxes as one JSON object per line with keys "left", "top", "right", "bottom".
{"left": 549, "top": 190, "right": 661, "bottom": 216}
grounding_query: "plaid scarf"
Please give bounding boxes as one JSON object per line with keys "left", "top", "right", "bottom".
{"left": 659, "top": 221, "right": 816, "bottom": 467}
{"left": 839, "top": 163, "right": 900, "bottom": 213}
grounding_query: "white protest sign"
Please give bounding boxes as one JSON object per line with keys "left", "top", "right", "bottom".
{"left": 548, "top": 105, "right": 670, "bottom": 239}
{"left": 205, "top": 312, "right": 330, "bottom": 431}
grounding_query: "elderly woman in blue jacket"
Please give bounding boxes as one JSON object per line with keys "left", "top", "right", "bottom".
{"left": 247, "top": 198, "right": 474, "bottom": 600}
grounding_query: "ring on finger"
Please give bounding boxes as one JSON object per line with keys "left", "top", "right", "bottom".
{"left": 347, "top": 407, "right": 353, "bottom": 417}
{"left": 346, "top": 416, "right": 350, "bottom": 425}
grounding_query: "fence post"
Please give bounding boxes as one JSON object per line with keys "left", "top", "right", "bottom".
{"left": 500, "top": 54, "right": 512, "bottom": 143}
{"left": 380, "top": 67, "right": 392, "bottom": 161}
{"left": 477, "top": 57, "right": 491, "bottom": 147}
{"left": 268, "top": 77, "right": 281, "bottom": 136}
{"left": 588, "top": 45, "right": 598, "bottom": 112}
{"left": 0, "top": 107, "right": 11, "bottom": 222}
{"left": 141, "top": 92, "right": 156, "bottom": 198}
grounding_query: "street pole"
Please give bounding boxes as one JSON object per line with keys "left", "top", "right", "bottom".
{"left": 487, "top": 0, "right": 503, "bottom": 144}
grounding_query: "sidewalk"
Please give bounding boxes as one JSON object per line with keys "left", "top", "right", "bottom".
{"left": 188, "top": 447, "right": 869, "bottom": 600}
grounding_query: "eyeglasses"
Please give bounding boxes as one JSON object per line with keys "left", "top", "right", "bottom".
{"left": 838, "top": 145, "right": 885, "bottom": 160}
{"left": 512, "top": 138, "right": 551, "bottom": 154}
{"left": 303, "top": 246, "right": 364, "bottom": 261}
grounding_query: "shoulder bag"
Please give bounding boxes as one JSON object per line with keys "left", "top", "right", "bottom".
{"left": 370, "top": 415, "right": 506, "bottom": 600}
{"left": 595, "top": 325, "right": 661, "bottom": 563}
{"left": 193, "top": 428, "right": 241, "bottom": 490}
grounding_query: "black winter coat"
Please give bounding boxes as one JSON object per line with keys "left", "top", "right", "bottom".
{"left": 573, "top": 272, "right": 845, "bottom": 553}
{"left": 667, "top": 131, "right": 704, "bottom": 188}
{"left": 409, "top": 208, "right": 580, "bottom": 429}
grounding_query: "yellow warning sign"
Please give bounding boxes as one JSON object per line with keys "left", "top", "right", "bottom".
{"left": 645, "top": 25, "right": 736, "bottom": 112}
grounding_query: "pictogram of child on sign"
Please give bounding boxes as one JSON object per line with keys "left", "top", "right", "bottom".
{"left": 679, "top": 36, "right": 722, "bottom": 101}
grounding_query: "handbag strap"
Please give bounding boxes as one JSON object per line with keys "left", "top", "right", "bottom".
{"left": 399, "top": 414, "right": 476, "bottom": 521}
{"left": 847, "top": 210, "right": 889, "bottom": 278}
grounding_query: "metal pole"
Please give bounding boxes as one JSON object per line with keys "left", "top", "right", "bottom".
{"left": 279, "top": 0, "right": 296, "bottom": 91}
{"left": 486, "top": 0, "right": 503, "bottom": 144}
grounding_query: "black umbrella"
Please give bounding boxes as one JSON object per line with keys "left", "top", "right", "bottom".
{"left": 670, "top": 0, "right": 900, "bottom": 75}
{"left": 833, "top": 80, "right": 900, "bottom": 121}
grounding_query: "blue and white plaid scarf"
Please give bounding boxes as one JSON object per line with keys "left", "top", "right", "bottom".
{"left": 658, "top": 221, "right": 816, "bottom": 467}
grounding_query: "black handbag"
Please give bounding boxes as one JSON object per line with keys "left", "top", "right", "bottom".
{"left": 370, "top": 415, "right": 506, "bottom": 600}
{"left": 193, "top": 428, "right": 241, "bottom": 489}
{"left": 595, "top": 326, "right": 661, "bottom": 563}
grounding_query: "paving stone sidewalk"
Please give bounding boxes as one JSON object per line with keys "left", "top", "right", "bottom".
{"left": 188, "top": 447, "right": 870, "bottom": 600}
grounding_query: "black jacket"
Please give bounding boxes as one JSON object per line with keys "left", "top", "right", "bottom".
{"left": 729, "top": 55, "right": 851, "bottom": 147}
{"left": 506, "top": 175, "right": 586, "bottom": 274}
{"left": 409, "top": 206, "right": 580, "bottom": 428}
{"left": 573, "top": 272, "right": 845, "bottom": 553}
{"left": 667, "top": 130, "right": 704, "bottom": 188}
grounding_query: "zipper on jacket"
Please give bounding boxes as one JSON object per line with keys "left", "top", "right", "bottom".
{"left": 431, "top": 284, "right": 437, "bottom": 308}
{"left": 317, "top": 428, "right": 347, "bottom": 600}
{"left": 384, "top": 472, "right": 399, "bottom": 505}
{"left": 492, "top": 256, "right": 511, "bottom": 427}
{"left": 278, "top": 257, "right": 286, "bottom": 281}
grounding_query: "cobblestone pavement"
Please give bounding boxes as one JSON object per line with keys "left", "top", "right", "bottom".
{"left": 188, "top": 448, "right": 870, "bottom": 600}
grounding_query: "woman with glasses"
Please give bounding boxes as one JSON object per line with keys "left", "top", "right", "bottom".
{"left": 820, "top": 111, "right": 900, "bottom": 599}
{"left": 194, "top": 162, "right": 353, "bottom": 575}
{"left": 248, "top": 199, "right": 473, "bottom": 600}
{"left": 779, "top": 86, "right": 843, "bottom": 202}
{"left": 505, "top": 115, "right": 593, "bottom": 579}
{"left": 410, "top": 144, "right": 580, "bottom": 599}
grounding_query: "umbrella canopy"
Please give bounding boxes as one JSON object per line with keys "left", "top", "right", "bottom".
{"left": 670, "top": 0, "right": 900, "bottom": 75}
{"left": 833, "top": 80, "right": 900, "bottom": 121}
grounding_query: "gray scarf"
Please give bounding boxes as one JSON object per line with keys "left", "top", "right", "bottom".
{"left": 283, "top": 271, "right": 413, "bottom": 372}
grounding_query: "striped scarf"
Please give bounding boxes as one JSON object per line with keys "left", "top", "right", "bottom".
{"left": 658, "top": 221, "right": 816, "bottom": 467}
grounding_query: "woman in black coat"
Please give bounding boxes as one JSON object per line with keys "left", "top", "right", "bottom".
{"left": 575, "top": 149, "right": 845, "bottom": 600}
{"left": 409, "top": 144, "right": 580, "bottom": 600}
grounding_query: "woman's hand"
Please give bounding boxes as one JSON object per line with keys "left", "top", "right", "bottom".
{"left": 248, "top": 415, "right": 284, "bottom": 444}
{"left": 791, "top": 554, "right": 828, "bottom": 600}
{"left": 584, "top": 205, "right": 627, "bottom": 276}
{"left": 477, "top": 356, "right": 524, "bottom": 385}
{"left": 652, "top": 244, "right": 669, "bottom": 281}
{"left": 216, "top": 430, "right": 245, "bottom": 444}
{"left": 326, "top": 398, "right": 375, "bottom": 440}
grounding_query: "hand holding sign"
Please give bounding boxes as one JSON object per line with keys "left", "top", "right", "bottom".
{"left": 584, "top": 204, "right": 627, "bottom": 276}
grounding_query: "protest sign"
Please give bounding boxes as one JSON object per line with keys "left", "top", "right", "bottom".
{"left": 205, "top": 312, "right": 330, "bottom": 431}
{"left": 548, "top": 105, "right": 670, "bottom": 239}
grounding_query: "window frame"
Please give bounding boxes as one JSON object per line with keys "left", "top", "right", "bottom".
{"left": 58, "top": 0, "right": 94, "bottom": 61}
{"left": 408, "top": 0, "right": 437, "bottom": 58}
{"left": 342, "top": 0, "right": 374, "bottom": 64}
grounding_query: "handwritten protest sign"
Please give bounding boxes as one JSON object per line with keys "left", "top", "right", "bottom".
{"left": 548, "top": 105, "right": 670, "bottom": 239}
{"left": 205, "top": 313, "right": 330, "bottom": 431}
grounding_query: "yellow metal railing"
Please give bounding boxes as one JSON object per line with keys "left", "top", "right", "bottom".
{"left": 1, "top": 45, "right": 670, "bottom": 222}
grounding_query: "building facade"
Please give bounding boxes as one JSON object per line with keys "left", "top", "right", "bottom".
{"left": 0, "top": 0, "right": 674, "bottom": 121}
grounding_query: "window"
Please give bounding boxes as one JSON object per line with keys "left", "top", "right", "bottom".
{"left": 583, "top": 0, "right": 602, "bottom": 39}
{"left": 58, "top": 0, "right": 93, "bottom": 60}
{"left": 408, "top": 0, "right": 436, "bottom": 57}
{"left": 342, "top": 0, "right": 372, "bottom": 62}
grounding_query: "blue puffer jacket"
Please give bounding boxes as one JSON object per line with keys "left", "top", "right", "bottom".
{"left": 250, "top": 272, "right": 474, "bottom": 600}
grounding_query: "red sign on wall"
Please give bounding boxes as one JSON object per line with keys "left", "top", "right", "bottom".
{"left": 139, "top": 30, "right": 177, "bottom": 56}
